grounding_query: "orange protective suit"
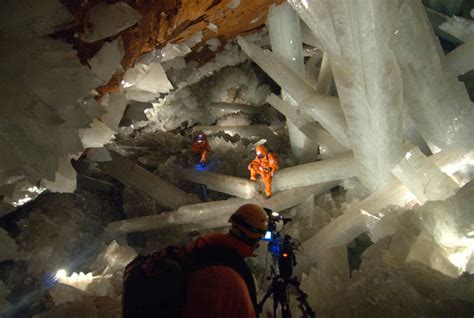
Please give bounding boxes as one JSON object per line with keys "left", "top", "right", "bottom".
{"left": 248, "top": 145, "right": 279, "bottom": 197}
{"left": 180, "top": 233, "right": 257, "bottom": 318}
{"left": 192, "top": 132, "right": 211, "bottom": 163}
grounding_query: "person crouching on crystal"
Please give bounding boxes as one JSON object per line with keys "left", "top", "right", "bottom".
{"left": 248, "top": 144, "right": 279, "bottom": 197}
{"left": 192, "top": 131, "right": 211, "bottom": 163}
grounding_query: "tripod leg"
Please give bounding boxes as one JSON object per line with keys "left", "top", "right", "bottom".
{"left": 257, "top": 284, "right": 274, "bottom": 314}
{"left": 289, "top": 280, "right": 316, "bottom": 318}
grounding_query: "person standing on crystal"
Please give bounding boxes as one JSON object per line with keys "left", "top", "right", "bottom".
{"left": 181, "top": 203, "right": 269, "bottom": 318}
{"left": 248, "top": 144, "right": 279, "bottom": 197}
{"left": 192, "top": 131, "right": 211, "bottom": 163}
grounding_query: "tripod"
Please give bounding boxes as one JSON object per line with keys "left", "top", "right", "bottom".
{"left": 257, "top": 266, "right": 316, "bottom": 318}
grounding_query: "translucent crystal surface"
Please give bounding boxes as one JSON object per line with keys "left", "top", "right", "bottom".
{"left": 267, "top": 3, "right": 310, "bottom": 161}
{"left": 81, "top": 2, "right": 141, "bottom": 43}
{"left": 106, "top": 183, "right": 337, "bottom": 236}
{"left": 303, "top": 148, "right": 472, "bottom": 259}
{"left": 391, "top": 0, "right": 474, "bottom": 150}
{"left": 88, "top": 38, "right": 124, "bottom": 83}
{"left": 205, "top": 102, "right": 261, "bottom": 116}
{"left": 179, "top": 169, "right": 258, "bottom": 199}
{"left": 290, "top": 0, "right": 405, "bottom": 190}
{"left": 194, "top": 125, "right": 278, "bottom": 145}
{"left": 272, "top": 156, "right": 357, "bottom": 192}
{"left": 102, "top": 151, "right": 200, "bottom": 209}
{"left": 392, "top": 147, "right": 459, "bottom": 204}
{"left": 314, "top": 51, "right": 333, "bottom": 95}
{"left": 237, "top": 36, "right": 350, "bottom": 148}
{"left": 446, "top": 39, "right": 474, "bottom": 75}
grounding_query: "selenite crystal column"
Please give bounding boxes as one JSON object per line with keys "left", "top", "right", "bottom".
{"left": 390, "top": 0, "right": 474, "bottom": 150}
{"left": 289, "top": 0, "right": 405, "bottom": 190}
{"left": 267, "top": 3, "right": 312, "bottom": 162}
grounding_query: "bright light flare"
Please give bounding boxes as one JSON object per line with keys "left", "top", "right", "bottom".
{"left": 55, "top": 269, "right": 67, "bottom": 280}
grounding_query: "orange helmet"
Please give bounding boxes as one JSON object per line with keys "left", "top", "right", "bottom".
{"left": 255, "top": 144, "right": 268, "bottom": 156}
{"left": 229, "top": 204, "right": 269, "bottom": 239}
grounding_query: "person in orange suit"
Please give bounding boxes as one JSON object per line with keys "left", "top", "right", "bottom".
{"left": 192, "top": 131, "right": 211, "bottom": 163}
{"left": 181, "top": 203, "right": 269, "bottom": 318}
{"left": 248, "top": 144, "right": 279, "bottom": 197}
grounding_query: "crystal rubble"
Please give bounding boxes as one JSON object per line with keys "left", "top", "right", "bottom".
{"left": 391, "top": 0, "right": 474, "bottom": 150}
{"left": 14, "top": 194, "right": 102, "bottom": 276}
{"left": 205, "top": 102, "right": 262, "bottom": 116}
{"left": 272, "top": 156, "right": 357, "bottom": 192}
{"left": 195, "top": 63, "right": 271, "bottom": 106}
{"left": 392, "top": 147, "right": 459, "bottom": 204}
{"left": 80, "top": 2, "right": 142, "bottom": 43}
{"left": 408, "top": 181, "right": 474, "bottom": 276}
{"left": 292, "top": 0, "right": 406, "bottom": 190}
{"left": 194, "top": 125, "right": 279, "bottom": 145}
{"left": 301, "top": 212, "right": 474, "bottom": 317}
{"left": 303, "top": 148, "right": 473, "bottom": 262}
{"left": 101, "top": 151, "right": 200, "bottom": 209}
{"left": 267, "top": 3, "right": 311, "bottom": 162}
{"left": 47, "top": 241, "right": 137, "bottom": 315}
{"left": 166, "top": 42, "right": 248, "bottom": 90}
{"left": 237, "top": 36, "right": 351, "bottom": 149}
{"left": 446, "top": 39, "right": 474, "bottom": 76}
{"left": 138, "top": 31, "right": 202, "bottom": 66}
{"left": 178, "top": 169, "right": 259, "bottom": 199}
{"left": 105, "top": 182, "right": 337, "bottom": 237}
{"left": 146, "top": 63, "right": 269, "bottom": 132}
{"left": 87, "top": 37, "right": 125, "bottom": 84}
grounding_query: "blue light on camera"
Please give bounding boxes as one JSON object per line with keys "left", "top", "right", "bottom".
{"left": 194, "top": 162, "right": 207, "bottom": 171}
{"left": 262, "top": 231, "right": 272, "bottom": 241}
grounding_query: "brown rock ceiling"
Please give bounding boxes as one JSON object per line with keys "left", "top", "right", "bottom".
{"left": 58, "top": 0, "right": 284, "bottom": 95}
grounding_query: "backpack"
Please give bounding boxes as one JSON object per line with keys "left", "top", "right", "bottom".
{"left": 122, "top": 245, "right": 257, "bottom": 318}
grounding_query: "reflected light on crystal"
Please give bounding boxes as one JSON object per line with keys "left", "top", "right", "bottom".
{"left": 55, "top": 269, "right": 67, "bottom": 280}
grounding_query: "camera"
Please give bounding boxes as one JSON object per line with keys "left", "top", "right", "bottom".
{"left": 261, "top": 209, "right": 296, "bottom": 281}
{"left": 258, "top": 208, "right": 315, "bottom": 317}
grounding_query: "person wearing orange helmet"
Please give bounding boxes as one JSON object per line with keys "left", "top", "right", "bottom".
{"left": 248, "top": 144, "right": 279, "bottom": 197}
{"left": 192, "top": 131, "right": 211, "bottom": 163}
{"left": 181, "top": 203, "right": 269, "bottom": 318}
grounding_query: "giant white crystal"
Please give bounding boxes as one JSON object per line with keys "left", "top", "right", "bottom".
{"left": 289, "top": 0, "right": 405, "bottom": 190}
{"left": 391, "top": 0, "right": 474, "bottom": 150}
{"left": 105, "top": 183, "right": 337, "bottom": 236}
{"left": 392, "top": 147, "right": 459, "bottom": 204}
{"left": 446, "top": 39, "right": 474, "bottom": 76}
{"left": 303, "top": 148, "right": 474, "bottom": 260}
{"left": 237, "top": 36, "right": 351, "bottom": 148}
{"left": 272, "top": 156, "right": 358, "bottom": 192}
{"left": 102, "top": 151, "right": 200, "bottom": 209}
{"left": 88, "top": 38, "right": 125, "bottom": 83}
{"left": 267, "top": 3, "right": 312, "bottom": 161}
{"left": 81, "top": 2, "right": 141, "bottom": 43}
{"left": 179, "top": 169, "right": 258, "bottom": 199}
